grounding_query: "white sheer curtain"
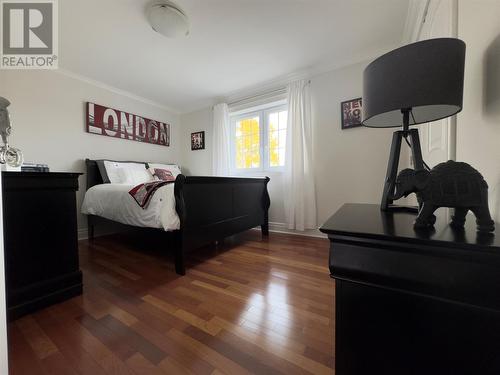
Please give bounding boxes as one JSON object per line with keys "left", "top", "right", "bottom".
{"left": 212, "top": 103, "right": 231, "bottom": 176}
{"left": 284, "top": 80, "right": 317, "bottom": 231}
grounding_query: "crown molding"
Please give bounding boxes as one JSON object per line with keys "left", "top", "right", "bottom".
{"left": 54, "top": 68, "right": 181, "bottom": 115}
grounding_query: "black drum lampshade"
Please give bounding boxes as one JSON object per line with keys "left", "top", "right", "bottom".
{"left": 363, "top": 38, "right": 466, "bottom": 128}
{"left": 362, "top": 38, "right": 466, "bottom": 210}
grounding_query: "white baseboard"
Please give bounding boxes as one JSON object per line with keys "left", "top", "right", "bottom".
{"left": 77, "top": 227, "right": 122, "bottom": 241}
{"left": 266, "top": 222, "right": 327, "bottom": 238}
{"left": 78, "top": 227, "right": 88, "bottom": 240}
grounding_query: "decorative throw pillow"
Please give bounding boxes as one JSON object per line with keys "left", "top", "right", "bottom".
{"left": 152, "top": 168, "right": 176, "bottom": 182}
{"left": 148, "top": 163, "right": 181, "bottom": 177}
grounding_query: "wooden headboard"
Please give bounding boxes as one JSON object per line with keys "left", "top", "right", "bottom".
{"left": 85, "top": 159, "right": 103, "bottom": 190}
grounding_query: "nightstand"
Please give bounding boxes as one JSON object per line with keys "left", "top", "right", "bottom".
{"left": 321, "top": 203, "right": 500, "bottom": 375}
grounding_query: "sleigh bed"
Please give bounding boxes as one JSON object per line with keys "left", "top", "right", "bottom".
{"left": 83, "top": 159, "right": 270, "bottom": 275}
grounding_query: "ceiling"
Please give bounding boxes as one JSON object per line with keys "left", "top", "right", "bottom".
{"left": 59, "top": 0, "right": 410, "bottom": 113}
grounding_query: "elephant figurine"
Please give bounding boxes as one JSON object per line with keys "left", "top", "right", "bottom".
{"left": 392, "top": 160, "right": 495, "bottom": 232}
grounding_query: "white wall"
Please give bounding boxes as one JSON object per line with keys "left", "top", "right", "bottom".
{"left": 0, "top": 70, "right": 181, "bottom": 235}
{"left": 312, "top": 61, "right": 404, "bottom": 225}
{"left": 457, "top": 0, "right": 500, "bottom": 221}
{"left": 180, "top": 107, "right": 213, "bottom": 176}
{"left": 181, "top": 60, "right": 405, "bottom": 230}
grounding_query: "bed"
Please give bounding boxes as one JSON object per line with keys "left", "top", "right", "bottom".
{"left": 83, "top": 159, "right": 270, "bottom": 275}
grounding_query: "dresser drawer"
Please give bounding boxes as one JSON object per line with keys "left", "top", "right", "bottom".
{"left": 330, "top": 239, "right": 500, "bottom": 311}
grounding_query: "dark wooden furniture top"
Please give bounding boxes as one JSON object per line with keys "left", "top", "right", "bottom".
{"left": 3, "top": 171, "right": 81, "bottom": 189}
{"left": 3, "top": 171, "right": 83, "bottom": 320}
{"left": 85, "top": 159, "right": 270, "bottom": 275}
{"left": 321, "top": 203, "right": 500, "bottom": 375}
{"left": 321, "top": 202, "right": 500, "bottom": 250}
{"left": 321, "top": 203, "right": 500, "bottom": 308}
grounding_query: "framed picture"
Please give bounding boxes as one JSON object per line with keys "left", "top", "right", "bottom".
{"left": 341, "top": 98, "right": 363, "bottom": 130}
{"left": 191, "top": 131, "right": 205, "bottom": 150}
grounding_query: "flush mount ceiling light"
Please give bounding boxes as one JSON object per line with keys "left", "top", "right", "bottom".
{"left": 147, "top": 1, "right": 190, "bottom": 38}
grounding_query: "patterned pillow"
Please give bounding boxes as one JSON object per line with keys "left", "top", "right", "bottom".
{"left": 148, "top": 163, "right": 181, "bottom": 177}
{"left": 153, "top": 168, "right": 176, "bottom": 182}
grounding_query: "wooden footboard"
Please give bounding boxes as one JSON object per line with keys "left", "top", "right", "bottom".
{"left": 84, "top": 159, "right": 270, "bottom": 276}
{"left": 173, "top": 175, "right": 270, "bottom": 275}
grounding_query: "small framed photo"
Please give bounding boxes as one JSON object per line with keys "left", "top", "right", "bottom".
{"left": 191, "top": 131, "right": 205, "bottom": 150}
{"left": 341, "top": 98, "right": 363, "bottom": 130}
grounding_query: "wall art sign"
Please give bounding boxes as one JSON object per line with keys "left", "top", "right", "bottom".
{"left": 341, "top": 97, "right": 363, "bottom": 130}
{"left": 86, "top": 102, "right": 170, "bottom": 146}
{"left": 191, "top": 131, "right": 205, "bottom": 150}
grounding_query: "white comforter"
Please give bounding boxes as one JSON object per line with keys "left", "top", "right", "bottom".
{"left": 81, "top": 183, "right": 180, "bottom": 231}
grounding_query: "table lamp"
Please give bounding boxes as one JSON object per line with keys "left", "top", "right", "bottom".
{"left": 362, "top": 38, "right": 466, "bottom": 211}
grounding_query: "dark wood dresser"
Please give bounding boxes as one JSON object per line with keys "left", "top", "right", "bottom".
{"left": 320, "top": 203, "right": 500, "bottom": 375}
{"left": 2, "top": 172, "right": 83, "bottom": 320}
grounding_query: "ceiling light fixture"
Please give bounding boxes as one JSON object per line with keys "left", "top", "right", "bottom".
{"left": 147, "top": 1, "right": 190, "bottom": 38}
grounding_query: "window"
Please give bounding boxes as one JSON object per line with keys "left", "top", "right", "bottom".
{"left": 230, "top": 104, "right": 288, "bottom": 173}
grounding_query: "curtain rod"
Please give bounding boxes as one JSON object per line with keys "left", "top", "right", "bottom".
{"left": 222, "top": 79, "right": 311, "bottom": 108}
{"left": 228, "top": 87, "right": 286, "bottom": 107}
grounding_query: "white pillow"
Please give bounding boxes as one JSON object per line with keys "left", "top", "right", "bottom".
{"left": 103, "top": 161, "right": 148, "bottom": 184}
{"left": 117, "top": 168, "right": 154, "bottom": 185}
{"left": 148, "top": 163, "right": 182, "bottom": 177}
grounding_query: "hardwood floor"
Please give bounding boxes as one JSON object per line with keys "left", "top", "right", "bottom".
{"left": 8, "top": 230, "right": 334, "bottom": 374}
